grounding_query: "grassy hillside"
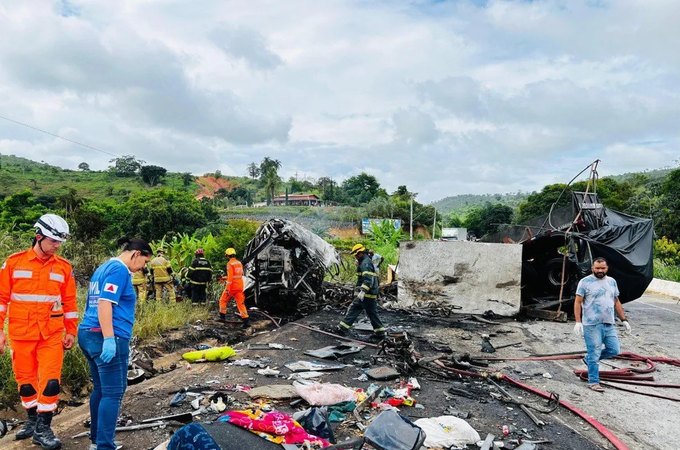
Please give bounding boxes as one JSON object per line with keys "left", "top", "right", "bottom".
{"left": 0, "top": 154, "right": 197, "bottom": 201}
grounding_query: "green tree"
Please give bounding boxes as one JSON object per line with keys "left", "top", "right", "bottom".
{"left": 109, "top": 155, "right": 145, "bottom": 177}
{"left": 57, "top": 188, "right": 84, "bottom": 217}
{"left": 259, "top": 157, "right": 282, "bottom": 203}
{"left": 465, "top": 202, "right": 514, "bottom": 237}
{"left": 341, "top": 172, "right": 385, "bottom": 206}
{"left": 317, "top": 177, "right": 338, "bottom": 202}
{"left": 515, "top": 184, "right": 570, "bottom": 224}
{"left": 445, "top": 213, "right": 463, "bottom": 227}
{"left": 78, "top": 162, "right": 90, "bottom": 171}
{"left": 181, "top": 172, "right": 194, "bottom": 187}
{"left": 247, "top": 162, "right": 261, "bottom": 179}
{"left": 288, "top": 176, "right": 315, "bottom": 194}
{"left": 0, "top": 191, "right": 44, "bottom": 230}
{"left": 657, "top": 167, "right": 680, "bottom": 241}
{"left": 117, "top": 189, "right": 214, "bottom": 241}
{"left": 140, "top": 165, "right": 168, "bottom": 186}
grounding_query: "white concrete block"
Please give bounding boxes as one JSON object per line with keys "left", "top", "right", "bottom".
{"left": 396, "top": 240, "right": 522, "bottom": 316}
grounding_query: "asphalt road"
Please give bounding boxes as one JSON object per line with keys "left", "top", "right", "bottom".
{"left": 514, "top": 293, "right": 680, "bottom": 450}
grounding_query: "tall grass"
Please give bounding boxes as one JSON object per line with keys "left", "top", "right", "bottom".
{"left": 133, "top": 300, "right": 210, "bottom": 340}
{"left": 654, "top": 259, "right": 680, "bottom": 282}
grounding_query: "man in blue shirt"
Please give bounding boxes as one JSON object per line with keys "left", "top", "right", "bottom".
{"left": 573, "top": 257, "right": 631, "bottom": 392}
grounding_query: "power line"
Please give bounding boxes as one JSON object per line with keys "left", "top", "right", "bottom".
{"left": 0, "top": 113, "right": 120, "bottom": 158}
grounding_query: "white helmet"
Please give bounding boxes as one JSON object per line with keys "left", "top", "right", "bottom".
{"left": 34, "top": 214, "right": 70, "bottom": 242}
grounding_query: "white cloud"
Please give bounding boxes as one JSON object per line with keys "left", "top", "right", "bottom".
{"left": 0, "top": 0, "right": 678, "bottom": 202}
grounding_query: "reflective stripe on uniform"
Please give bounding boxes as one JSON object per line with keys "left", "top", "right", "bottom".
{"left": 64, "top": 312, "right": 79, "bottom": 319}
{"left": 22, "top": 399, "right": 38, "bottom": 408}
{"left": 37, "top": 402, "right": 57, "bottom": 412}
{"left": 49, "top": 272, "right": 65, "bottom": 283}
{"left": 339, "top": 321, "right": 352, "bottom": 329}
{"left": 10, "top": 293, "right": 62, "bottom": 303}
{"left": 189, "top": 280, "right": 208, "bottom": 285}
{"left": 364, "top": 293, "right": 377, "bottom": 299}
{"left": 361, "top": 271, "right": 378, "bottom": 277}
{"left": 12, "top": 270, "right": 33, "bottom": 279}
{"left": 0, "top": 305, "right": 6, "bottom": 312}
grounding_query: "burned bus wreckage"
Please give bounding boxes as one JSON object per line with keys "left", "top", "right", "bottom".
{"left": 241, "top": 219, "right": 342, "bottom": 315}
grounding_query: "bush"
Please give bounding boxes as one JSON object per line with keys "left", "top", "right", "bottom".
{"left": 654, "top": 236, "right": 680, "bottom": 265}
{"left": 654, "top": 259, "right": 680, "bottom": 282}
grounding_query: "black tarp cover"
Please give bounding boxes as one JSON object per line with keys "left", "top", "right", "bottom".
{"left": 576, "top": 207, "right": 654, "bottom": 303}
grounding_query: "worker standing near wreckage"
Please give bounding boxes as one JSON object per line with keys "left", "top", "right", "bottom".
{"left": 149, "top": 248, "right": 175, "bottom": 301}
{"left": 187, "top": 248, "right": 213, "bottom": 303}
{"left": 78, "top": 237, "right": 152, "bottom": 450}
{"left": 573, "top": 257, "right": 631, "bottom": 392}
{"left": 0, "top": 213, "right": 77, "bottom": 449}
{"left": 219, "top": 247, "right": 249, "bottom": 327}
{"left": 338, "top": 244, "right": 386, "bottom": 339}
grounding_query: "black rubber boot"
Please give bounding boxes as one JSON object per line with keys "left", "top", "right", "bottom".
{"left": 15, "top": 406, "right": 37, "bottom": 440}
{"left": 242, "top": 317, "right": 251, "bottom": 328}
{"left": 32, "top": 412, "right": 62, "bottom": 449}
{"left": 219, "top": 313, "right": 227, "bottom": 322}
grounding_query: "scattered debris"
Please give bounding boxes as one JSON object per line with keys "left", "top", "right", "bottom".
{"left": 366, "top": 366, "right": 400, "bottom": 381}
{"left": 247, "top": 384, "right": 300, "bottom": 400}
{"left": 284, "top": 360, "right": 346, "bottom": 372}
{"left": 414, "top": 415, "right": 480, "bottom": 448}
{"left": 304, "top": 344, "right": 365, "bottom": 359}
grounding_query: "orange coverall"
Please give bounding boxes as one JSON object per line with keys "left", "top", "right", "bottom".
{"left": 0, "top": 248, "right": 78, "bottom": 413}
{"left": 219, "top": 258, "right": 248, "bottom": 319}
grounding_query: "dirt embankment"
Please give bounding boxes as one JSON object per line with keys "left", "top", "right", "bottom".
{"left": 195, "top": 176, "right": 235, "bottom": 199}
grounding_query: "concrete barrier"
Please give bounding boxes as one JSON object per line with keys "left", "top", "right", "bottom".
{"left": 396, "top": 240, "right": 522, "bottom": 316}
{"left": 645, "top": 278, "right": 680, "bottom": 298}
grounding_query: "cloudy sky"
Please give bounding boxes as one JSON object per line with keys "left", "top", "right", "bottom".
{"left": 1, "top": 0, "right": 679, "bottom": 202}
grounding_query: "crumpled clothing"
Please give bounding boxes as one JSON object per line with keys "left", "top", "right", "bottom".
{"left": 219, "top": 409, "right": 331, "bottom": 448}
{"left": 294, "top": 382, "right": 357, "bottom": 406}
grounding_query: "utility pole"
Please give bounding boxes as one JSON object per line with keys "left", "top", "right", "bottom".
{"left": 432, "top": 208, "right": 437, "bottom": 240}
{"left": 409, "top": 195, "right": 414, "bottom": 240}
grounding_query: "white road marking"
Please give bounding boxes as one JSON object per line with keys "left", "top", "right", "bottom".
{"left": 635, "top": 300, "right": 680, "bottom": 316}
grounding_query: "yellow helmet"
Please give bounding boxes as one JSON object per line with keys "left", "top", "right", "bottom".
{"left": 350, "top": 244, "right": 365, "bottom": 255}
{"left": 225, "top": 247, "right": 237, "bottom": 256}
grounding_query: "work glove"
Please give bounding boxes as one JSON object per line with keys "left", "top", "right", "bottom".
{"left": 356, "top": 290, "right": 366, "bottom": 301}
{"left": 573, "top": 322, "right": 584, "bottom": 337}
{"left": 622, "top": 320, "right": 632, "bottom": 334}
{"left": 101, "top": 337, "right": 117, "bottom": 363}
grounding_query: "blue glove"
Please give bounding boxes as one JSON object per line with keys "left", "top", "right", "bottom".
{"left": 101, "top": 337, "right": 117, "bottom": 363}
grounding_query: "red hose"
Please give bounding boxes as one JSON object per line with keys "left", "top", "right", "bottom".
{"left": 501, "top": 374, "right": 631, "bottom": 450}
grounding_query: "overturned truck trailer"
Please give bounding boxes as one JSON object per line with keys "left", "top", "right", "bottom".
{"left": 241, "top": 219, "right": 341, "bottom": 315}
{"left": 398, "top": 191, "right": 654, "bottom": 317}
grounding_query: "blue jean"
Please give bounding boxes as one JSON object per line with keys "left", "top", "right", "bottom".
{"left": 78, "top": 329, "right": 130, "bottom": 450}
{"left": 583, "top": 323, "right": 620, "bottom": 384}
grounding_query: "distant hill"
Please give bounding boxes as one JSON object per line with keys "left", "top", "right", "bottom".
{"left": 432, "top": 192, "right": 528, "bottom": 216}
{"left": 608, "top": 167, "right": 672, "bottom": 183}
{"left": 432, "top": 167, "right": 675, "bottom": 216}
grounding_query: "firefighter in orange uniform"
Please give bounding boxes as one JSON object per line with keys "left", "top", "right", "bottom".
{"left": 0, "top": 213, "right": 78, "bottom": 449}
{"left": 218, "top": 248, "right": 249, "bottom": 327}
